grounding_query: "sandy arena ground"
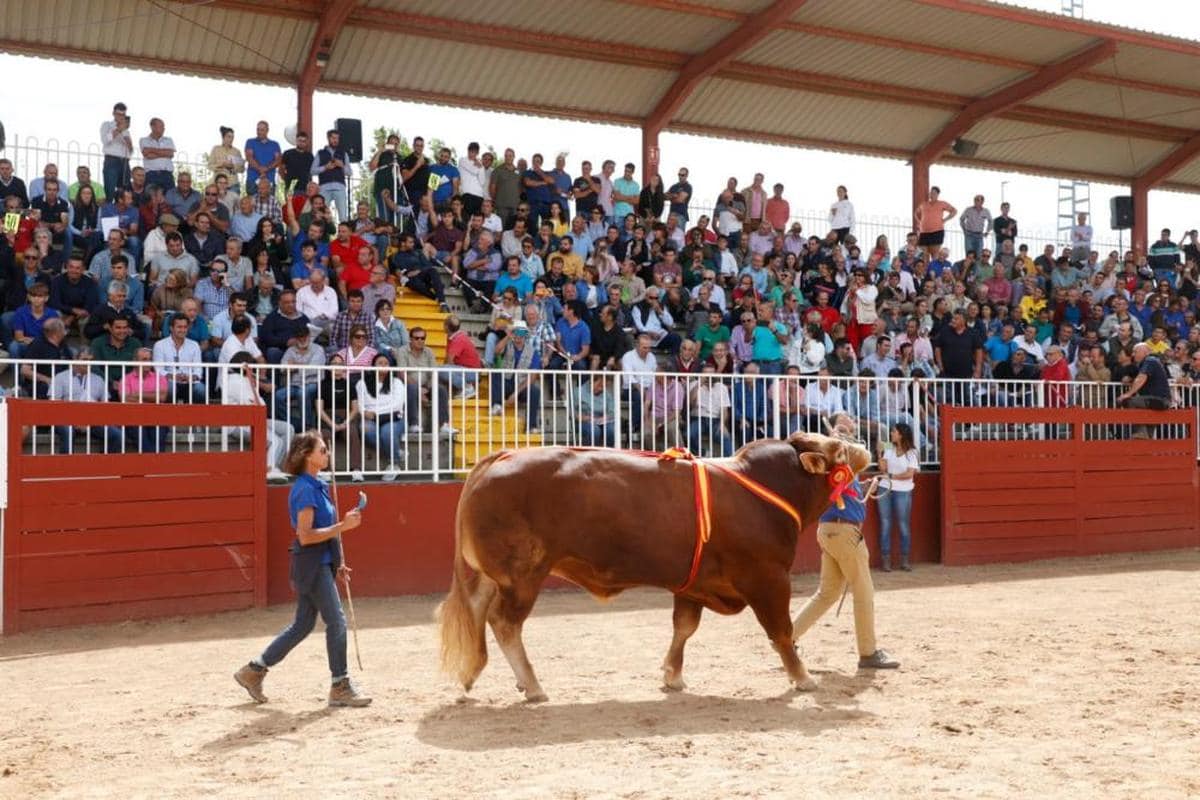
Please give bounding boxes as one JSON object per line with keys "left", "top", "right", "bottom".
{"left": 1, "top": 549, "right": 1198, "bottom": 799}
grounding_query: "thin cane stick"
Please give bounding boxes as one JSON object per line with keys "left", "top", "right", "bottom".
{"left": 329, "top": 471, "right": 364, "bottom": 671}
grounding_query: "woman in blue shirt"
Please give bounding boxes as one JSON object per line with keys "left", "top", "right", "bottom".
{"left": 234, "top": 431, "right": 370, "bottom": 707}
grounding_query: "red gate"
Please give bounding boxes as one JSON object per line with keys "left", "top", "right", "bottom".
{"left": 3, "top": 400, "right": 267, "bottom": 633}
{"left": 939, "top": 406, "right": 1199, "bottom": 566}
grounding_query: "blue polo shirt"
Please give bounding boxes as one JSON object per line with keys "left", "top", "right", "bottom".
{"left": 428, "top": 163, "right": 460, "bottom": 205}
{"left": 523, "top": 169, "right": 553, "bottom": 207}
{"left": 494, "top": 272, "right": 533, "bottom": 300}
{"left": 291, "top": 235, "right": 330, "bottom": 267}
{"left": 245, "top": 137, "right": 282, "bottom": 186}
{"left": 289, "top": 473, "right": 336, "bottom": 565}
{"left": 751, "top": 322, "right": 786, "bottom": 361}
{"left": 555, "top": 317, "right": 591, "bottom": 356}
{"left": 984, "top": 334, "right": 1017, "bottom": 364}
{"left": 820, "top": 477, "right": 866, "bottom": 525}
{"left": 10, "top": 304, "right": 59, "bottom": 338}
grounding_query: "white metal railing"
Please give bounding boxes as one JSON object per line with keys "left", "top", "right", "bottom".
{"left": 6, "top": 358, "right": 1193, "bottom": 478}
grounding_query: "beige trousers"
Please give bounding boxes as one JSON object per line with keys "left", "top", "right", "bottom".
{"left": 792, "top": 521, "right": 877, "bottom": 657}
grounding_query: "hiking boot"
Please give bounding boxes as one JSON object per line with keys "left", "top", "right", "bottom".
{"left": 880, "top": 554, "right": 892, "bottom": 572}
{"left": 858, "top": 649, "right": 901, "bottom": 670}
{"left": 900, "top": 556, "right": 912, "bottom": 572}
{"left": 234, "top": 662, "right": 268, "bottom": 703}
{"left": 329, "top": 678, "right": 372, "bottom": 707}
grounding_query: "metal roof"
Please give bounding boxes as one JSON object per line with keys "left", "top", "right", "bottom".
{"left": 2, "top": 0, "right": 1200, "bottom": 191}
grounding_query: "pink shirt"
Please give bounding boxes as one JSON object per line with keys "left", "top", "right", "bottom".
{"left": 120, "top": 368, "right": 168, "bottom": 401}
{"left": 917, "top": 200, "right": 954, "bottom": 234}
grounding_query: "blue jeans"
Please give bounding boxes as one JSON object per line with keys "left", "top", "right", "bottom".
{"left": 578, "top": 421, "right": 614, "bottom": 447}
{"left": 876, "top": 489, "right": 913, "bottom": 558}
{"left": 489, "top": 377, "right": 541, "bottom": 428}
{"left": 133, "top": 426, "right": 171, "bottom": 453}
{"left": 439, "top": 366, "right": 478, "bottom": 390}
{"left": 103, "top": 155, "right": 130, "bottom": 198}
{"left": 963, "top": 232, "right": 984, "bottom": 258}
{"left": 169, "top": 380, "right": 208, "bottom": 404}
{"left": 53, "top": 425, "right": 125, "bottom": 454}
{"left": 688, "top": 417, "right": 733, "bottom": 457}
{"left": 363, "top": 415, "right": 407, "bottom": 464}
{"left": 319, "top": 182, "right": 348, "bottom": 221}
{"left": 274, "top": 384, "right": 319, "bottom": 433}
{"left": 261, "top": 563, "right": 347, "bottom": 681}
{"left": 145, "top": 170, "right": 174, "bottom": 192}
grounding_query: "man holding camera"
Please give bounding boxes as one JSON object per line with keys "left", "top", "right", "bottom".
{"left": 100, "top": 102, "right": 133, "bottom": 198}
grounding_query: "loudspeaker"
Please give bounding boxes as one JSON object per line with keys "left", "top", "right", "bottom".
{"left": 951, "top": 137, "right": 979, "bottom": 158}
{"left": 335, "top": 117, "right": 363, "bottom": 163}
{"left": 1110, "top": 195, "right": 1133, "bottom": 230}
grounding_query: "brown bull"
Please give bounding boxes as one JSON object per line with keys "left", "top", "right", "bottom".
{"left": 438, "top": 432, "right": 871, "bottom": 702}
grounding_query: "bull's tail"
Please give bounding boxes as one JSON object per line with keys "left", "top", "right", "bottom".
{"left": 436, "top": 455, "right": 503, "bottom": 691}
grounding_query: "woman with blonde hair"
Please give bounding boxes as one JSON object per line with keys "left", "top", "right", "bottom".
{"left": 149, "top": 268, "right": 193, "bottom": 334}
{"left": 233, "top": 430, "right": 370, "bottom": 707}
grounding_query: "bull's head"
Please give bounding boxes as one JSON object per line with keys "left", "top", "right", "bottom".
{"left": 788, "top": 431, "right": 872, "bottom": 478}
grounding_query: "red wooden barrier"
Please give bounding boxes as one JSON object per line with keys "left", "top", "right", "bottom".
{"left": 3, "top": 400, "right": 267, "bottom": 633}
{"left": 939, "top": 406, "right": 1200, "bottom": 565}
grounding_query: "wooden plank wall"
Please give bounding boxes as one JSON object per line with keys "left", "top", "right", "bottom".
{"left": 3, "top": 401, "right": 267, "bottom": 633}
{"left": 940, "top": 406, "right": 1199, "bottom": 566}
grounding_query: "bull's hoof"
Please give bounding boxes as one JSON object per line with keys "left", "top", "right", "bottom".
{"left": 662, "top": 668, "right": 687, "bottom": 692}
{"left": 792, "top": 676, "right": 818, "bottom": 692}
{"left": 524, "top": 690, "right": 549, "bottom": 704}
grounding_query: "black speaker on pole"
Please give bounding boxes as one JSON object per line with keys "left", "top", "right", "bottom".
{"left": 1110, "top": 195, "right": 1133, "bottom": 230}
{"left": 335, "top": 117, "right": 363, "bottom": 163}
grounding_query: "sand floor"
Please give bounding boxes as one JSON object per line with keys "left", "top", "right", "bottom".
{"left": 1, "top": 549, "right": 1198, "bottom": 799}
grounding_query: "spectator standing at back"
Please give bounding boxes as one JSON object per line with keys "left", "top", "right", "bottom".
{"left": 612, "top": 163, "right": 639, "bottom": 224}
{"left": 1070, "top": 212, "right": 1092, "bottom": 264}
{"left": 458, "top": 142, "right": 487, "bottom": 217}
{"left": 280, "top": 131, "right": 314, "bottom": 197}
{"left": 315, "top": 129, "right": 350, "bottom": 221}
{"left": 667, "top": 167, "right": 692, "bottom": 226}
{"left": 139, "top": 118, "right": 176, "bottom": 192}
{"left": 828, "top": 185, "right": 854, "bottom": 242}
{"left": 1148, "top": 228, "right": 1180, "bottom": 282}
{"left": 914, "top": 186, "right": 957, "bottom": 262}
{"left": 743, "top": 173, "right": 767, "bottom": 234}
{"left": 959, "top": 195, "right": 991, "bottom": 261}
{"left": 993, "top": 201, "right": 1017, "bottom": 249}
{"left": 244, "top": 121, "right": 281, "bottom": 191}
{"left": 100, "top": 102, "right": 133, "bottom": 198}
{"left": 765, "top": 183, "right": 790, "bottom": 234}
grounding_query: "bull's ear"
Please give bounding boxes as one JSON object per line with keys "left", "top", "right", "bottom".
{"left": 798, "top": 452, "right": 829, "bottom": 474}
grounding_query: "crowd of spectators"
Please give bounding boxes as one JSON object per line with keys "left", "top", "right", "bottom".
{"left": 0, "top": 102, "right": 1187, "bottom": 466}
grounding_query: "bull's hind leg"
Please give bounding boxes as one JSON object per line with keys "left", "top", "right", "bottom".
{"left": 744, "top": 569, "right": 817, "bottom": 692}
{"left": 662, "top": 597, "right": 703, "bottom": 691}
{"left": 488, "top": 581, "right": 548, "bottom": 703}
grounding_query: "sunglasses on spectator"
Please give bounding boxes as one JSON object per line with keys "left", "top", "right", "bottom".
{"left": 412, "top": 335, "right": 426, "bottom": 340}
{"left": 205, "top": 192, "right": 217, "bottom": 197}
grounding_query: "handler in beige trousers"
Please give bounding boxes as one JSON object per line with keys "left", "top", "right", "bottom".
{"left": 792, "top": 413, "right": 899, "bottom": 670}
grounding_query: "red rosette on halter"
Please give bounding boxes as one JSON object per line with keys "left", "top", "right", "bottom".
{"left": 827, "top": 463, "right": 858, "bottom": 510}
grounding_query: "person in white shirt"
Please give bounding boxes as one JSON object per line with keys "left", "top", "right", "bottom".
{"left": 223, "top": 352, "right": 292, "bottom": 478}
{"left": 355, "top": 352, "right": 408, "bottom": 478}
{"left": 689, "top": 271, "right": 727, "bottom": 312}
{"left": 876, "top": 422, "right": 919, "bottom": 572}
{"left": 152, "top": 312, "right": 207, "bottom": 402}
{"left": 787, "top": 322, "right": 827, "bottom": 375}
{"left": 1070, "top": 212, "right": 1093, "bottom": 264}
{"left": 218, "top": 316, "right": 264, "bottom": 364}
{"left": 687, "top": 363, "right": 732, "bottom": 457}
{"left": 631, "top": 287, "right": 680, "bottom": 352}
{"left": 620, "top": 333, "right": 657, "bottom": 439}
{"left": 458, "top": 142, "right": 487, "bottom": 217}
{"left": 1016, "top": 324, "right": 1045, "bottom": 364}
{"left": 803, "top": 370, "right": 845, "bottom": 418}
{"left": 139, "top": 117, "right": 176, "bottom": 192}
{"left": 100, "top": 102, "right": 133, "bottom": 199}
{"left": 48, "top": 351, "right": 125, "bottom": 454}
{"left": 847, "top": 269, "right": 878, "bottom": 353}
{"left": 479, "top": 198, "right": 503, "bottom": 234}
{"left": 295, "top": 267, "right": 339, "bottom": 337}
{"left": 828, "top": 185, "right": 855, "bottom": 242}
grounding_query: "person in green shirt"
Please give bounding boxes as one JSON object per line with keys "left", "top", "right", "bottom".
{"left": 694, "top": 309, "right": 731, "bottom": 360}
{"left": 90, "top": 316, "right": 142, "bottom": 395}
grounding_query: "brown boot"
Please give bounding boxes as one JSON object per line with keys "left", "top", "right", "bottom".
{"left": 881, "top": 554, "right": 892, "bottom": 572}
{"left": 329, "top": 678, "right": 372, "bottom": 707}
{"left": 234, "top": 663, "right": 268, "bottom": 703}
{"left": 900, "top": 556, "right": 912, "bottom": 572}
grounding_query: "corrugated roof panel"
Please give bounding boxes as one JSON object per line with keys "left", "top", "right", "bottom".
{"left": 745, "top": 28, "right": 1026, "bottom": 98}
{"left": 358, "top": 0, "right": 737, "bottom": 54}
{"left": 1100, "top": 44, "right": 1200, "bottom": 94}
{"left": 794, "top": 0, "right": 1097, "bottom": 65}
{"left": 327, "top": 28, "right": 675, "bottom": 118}
{"left": 674, "top": 77, "right": 952, "bottom": 152}
{"left": 1026, "top": 79, "right": 1200, "bottom": 131}
{"left": 965, "top": 117, "right": 1172, "bottom": 179}
{"left": 1166, "top": 157, "right": 1200, "bottom": 188}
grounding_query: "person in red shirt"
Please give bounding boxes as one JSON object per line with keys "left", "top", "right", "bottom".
{"left": 1042, "top": 344, "right": 1071, "bottom": 407}
{"left": 338, "top": 244, "right": 376, "bottom": 295}
{"left": 440, "top": 314, "right": 482, "bottom": 400}
{"left": 764, "top": 183, "right": 790, "bottom": 233}
{"left": 328, "top": 221, "right": 368, "bottom": 273}
{"left": 812, "top": 289, "right": 842, "bottom": 332}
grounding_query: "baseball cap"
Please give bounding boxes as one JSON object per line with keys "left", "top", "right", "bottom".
{"left": 160, "top": 213, "right": 180, "bottom": 226}
{"left": 511, "top": 320, "right": 529, "bottom": 335}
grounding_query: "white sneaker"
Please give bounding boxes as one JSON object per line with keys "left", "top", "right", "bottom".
{"left": 440, "top": 423, "right": 459, "bottom": 437}
{"left": 350, "top": 471, "right": 364, "bottom": 482}
{"left": 266, "top": 468, "right": 288, "bottom": 482}
{"left": 527, "top": 427, "right": 540, "bottom": 435}
{"left": 491, "top": 404, "right": 503, "bottom": 416}
{"left": 408, "top": 424, "right": 421, "bottom": 435}
{"left": 381, "top": 464, "right": 399, "bottom": 482}
{"left": 460, "top": 385, "right": 477, "bottom": 400}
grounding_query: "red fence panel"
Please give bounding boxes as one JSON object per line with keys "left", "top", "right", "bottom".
{"left": 3, "top": 400, "right": 267, "bottom": 633}
{"left": 939, "top": 406, "right": 1199, "bottom": 566}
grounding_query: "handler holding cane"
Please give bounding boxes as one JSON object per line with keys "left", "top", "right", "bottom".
{"left": 234, "top": 431, "right": 372, "bottom": 707}
{"left": 792, "top": 412, "right": 900, "bottom": 671}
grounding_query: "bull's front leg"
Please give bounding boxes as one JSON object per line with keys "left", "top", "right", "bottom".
{"left": 662, "top": 596, "right": 703, "bottom": 691}
{"left": 745, "top": 569, "right": 817, "bottom": 692}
